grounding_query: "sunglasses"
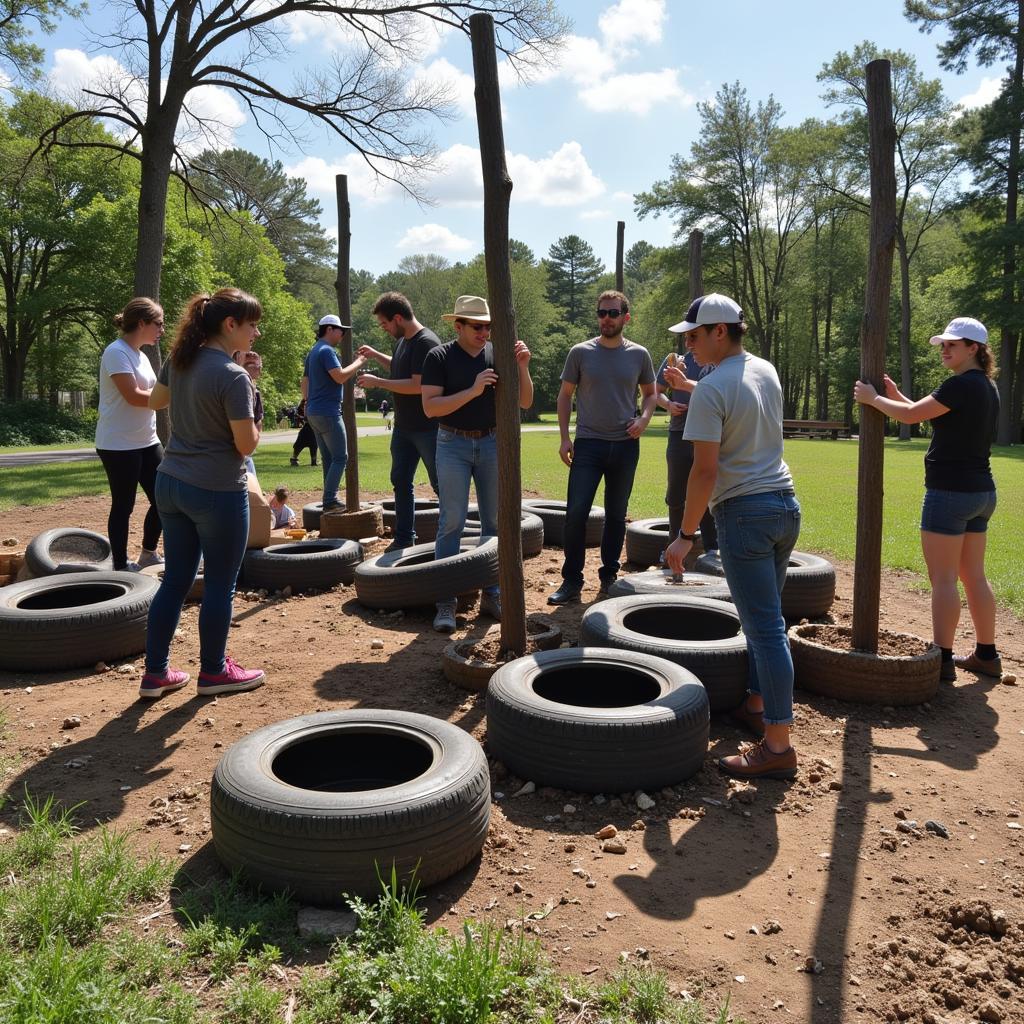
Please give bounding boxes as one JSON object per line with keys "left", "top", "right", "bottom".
{"left": 597, "top": 308, "right": 622, "bottom": 318}
{"left": 457, "top": 320, "right": 490, "bottom": 332}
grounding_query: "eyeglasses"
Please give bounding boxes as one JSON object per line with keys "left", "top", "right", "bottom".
{"left": 457, "top": 320, "right": 490, "bottom": 332}
{"left": 597, "top": 308, "right": 622, "bottom": 318}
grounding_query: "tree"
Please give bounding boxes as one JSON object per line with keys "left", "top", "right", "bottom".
{"left": 906, "top": 0, "right": 1024, "bottom": 443}
{"left": 819, "top": 42, "right": 963, "bottom": 439}
{"left": 623, "top": 239, "right": 655, "bottom": 296}
{"left": 545, "top": 234, "right": 604, "bottom": 325}
{"left": 1, "top": 0, "right": 81, "bottom": 81}
{"left": 509, "top": 238, "right": 535, "bottom": 265}
{"left": 635, "top": 82, "right": 813, "bottom": 362}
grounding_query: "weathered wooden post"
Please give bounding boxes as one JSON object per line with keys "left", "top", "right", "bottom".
{"left": 852, "top": 60, "right": 896, "bottom": 653}
{"left": 470, "top": 13, "right": 526, "bottom": 654}
{"left": 335, "top": 173, "right": 359, "bottom": 512}
{"left": 615, "top": 220, "right": 625, "bottom": 292}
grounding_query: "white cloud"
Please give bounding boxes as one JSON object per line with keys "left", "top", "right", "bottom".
{"left": 508, "top": 142, "right": 605, "bottom": 206}
{"left": 958, "top": 75, "right": 1004, "bottom": 109}
{"left": 409, "top": 57, "right": 476, "bottom": 116}
{"left": 285, "top": 9, "right": 451, "bottom": 64}
{"left": 397, "top": 223, "right": 473, "bottom": 254}
{"left": 612, "top": 190, "right": 633, "bottom": 202}
{"left": 598, "top": 0, "right": 666, "bottom": 47}
{"left": 580, "top": 209, "right": 611, "bottom": 220}
{"left": 578, "top": 69, "right": 693, "bottom": 115}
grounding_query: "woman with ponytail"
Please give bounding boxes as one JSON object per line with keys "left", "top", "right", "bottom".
{"left": 855, "top": 317, "right": 1001, "bottom": 685}
{"left": 95, "top": 297, "right": 165, "bottom": 571}
{"left": 139, "top": 288, "right": 267, "bottom": 700}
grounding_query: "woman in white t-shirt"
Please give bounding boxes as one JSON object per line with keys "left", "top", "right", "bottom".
{"left": 95, "top": 297, "right": 165, "bottom": 571}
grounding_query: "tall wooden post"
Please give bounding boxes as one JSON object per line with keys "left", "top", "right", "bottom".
{"left": 615, "top": 220, "right": 625, "bottom": 292}
{"left": 470, "top": 13, "right": 526, "bottom": 654}
{"left": 335, "top": 174, "right": 359, "bottom": 511}
{"left": 852, "top": 60, "right": 896, "bottom": 653}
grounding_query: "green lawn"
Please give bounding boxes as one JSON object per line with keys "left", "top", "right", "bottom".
{"left": 3, "top": 432, "right": 1023, "bottom": 615}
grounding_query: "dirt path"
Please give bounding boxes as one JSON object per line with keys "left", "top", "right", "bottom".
{"left": 1, "top": 492, "right": 1021, "bottom": 1024}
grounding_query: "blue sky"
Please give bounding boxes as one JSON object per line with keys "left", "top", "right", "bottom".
{"left": 32, "top": 0, "right": 1003, "bottom": 277}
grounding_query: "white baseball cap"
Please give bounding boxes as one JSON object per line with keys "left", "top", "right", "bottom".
{"left": 669, "top": 293, "right": 744, "bottom": 333}
{"left": 929, "top": 317, "right": 988, "bottom": 346}
{"left": 318, "top": 314, "right": 352, "bottom": 329}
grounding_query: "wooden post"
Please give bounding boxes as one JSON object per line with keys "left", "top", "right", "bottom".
{"left": 470, "top": 13, "right": 526, "bottom": 654}
{"left": 335, "top": 173, "right": 359, "bottom": 511}
{"left": 852, "top": 60, "right": 896, "bottom": 653}
{"left": 615, "top": 220, "right": 625, "bottom": 292}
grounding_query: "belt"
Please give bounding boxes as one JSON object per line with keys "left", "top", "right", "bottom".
{"left": 439, "top": 425, "right": 496, "bottom": 439}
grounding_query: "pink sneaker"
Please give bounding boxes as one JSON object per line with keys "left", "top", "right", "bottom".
{"left": 139, "top": 668, "right": 190, "bottom": 700}
{"left": 197, "top": 657, "right": 265, "bottom": 696}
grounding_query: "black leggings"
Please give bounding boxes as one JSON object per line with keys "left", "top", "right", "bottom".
{"left": 97, "top": 444, "right": 163, "bottom": 569}
{"left": 293, "top": 421, "right": 317, "bottom": 462}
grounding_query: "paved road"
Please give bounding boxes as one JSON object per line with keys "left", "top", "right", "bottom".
{"left": 0, "top": 424, "right": 560, "bottom": 466}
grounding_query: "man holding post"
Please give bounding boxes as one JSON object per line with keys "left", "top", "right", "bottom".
{"left": 357, "top": 292, "right": 442, "bottom": 550}
{"left": 303, "top": 315, "right": 366, "bottom": 511}
{"left": 420, "top": 295, "right": 533, "bottom": 633}
{"left": 548, "top": 290, "right": 657, "bottom": 604}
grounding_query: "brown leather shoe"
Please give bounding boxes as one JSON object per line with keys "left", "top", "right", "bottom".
{"left": 729, "top": 701, "right": 765, "bottom": 738}
{"left": 953, "top": 652, "right": 1002, "bottom": 678}
{"left": 718, "top": 739, "right": 797, "bottom": 781}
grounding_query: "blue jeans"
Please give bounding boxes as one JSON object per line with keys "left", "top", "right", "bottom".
{"left": 146, "top": 474, "right": 249, "bottom": 676}
{"left": 391, "top": 425, "right": 439, "bottom": 545}
{"left": 561, "top": 437, "right": 640, "bottom": 587}
{"left": 306, "top": 412, "right": 347, "bottom": 505}
{"left": 434, "top": 429, "right": 498, "bottom": 603}
{"left": 714, "top": 490, "right": 801, "bottom": 725}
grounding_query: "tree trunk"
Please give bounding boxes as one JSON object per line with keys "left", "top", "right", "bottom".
{"left": 335, "top": 174, "right": 359, "bottom": 511}
{"left": 471, "top": 13, "right": 526, "bottom": 655}
{"left": 688, "top": 229, "right": 703, "bottom": 300}
{"left": 896, "top": 237, "right": 913, "bottom": 441}
{"left": 615, "top": 220, "right": 624, "bottom": 292}
{"left": 852, "top": 59, "right": 897, "bottom": 654}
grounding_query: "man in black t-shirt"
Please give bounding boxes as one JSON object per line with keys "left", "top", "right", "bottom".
{"left": 358, "top": 292, "right": 442, "bottom": 549}
{"left": 420, "top": 294, "right": 533, "bottom": 633}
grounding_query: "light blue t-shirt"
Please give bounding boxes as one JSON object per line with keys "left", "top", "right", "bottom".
{"left": 304, "top": 340, "right": 343, "bottom": 416}
{"left": 683, "top": 350, "right": 793, "bottom": 509}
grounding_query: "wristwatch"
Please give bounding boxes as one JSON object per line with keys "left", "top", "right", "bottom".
{"left": 678, "top": 529, "right": 698, "bottom": 541}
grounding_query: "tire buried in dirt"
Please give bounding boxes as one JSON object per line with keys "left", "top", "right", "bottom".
{"left": 354, "top": 538, "right": 498, "bottom": 609}
{"left": 241, "top": 539, "right": 363, "bottom": 592}
{"left": 486, "top": 648, "right": 709, "bottom": 793}
{"left": 624, "top": 518, "right": 705, "bottom": 569}
{"left": 0, "top": 571, "right": 158, "bottom": 671}
{"left": 461, "top": 510, "right": 545, "bottom": 558}
{"left": 25, "top": 528, "right": 113, "bottom": 577}
{"left": 579, "top": 594, "right": 748, "bottom": 712}
{"left": 521, "top": 499, "right": 604, "bottom": 548}
{"left": 210, "top": 709, "right": 491, "bottom": 903}
{"left": 608, "top": 570, "right": 732, "bottom": 603}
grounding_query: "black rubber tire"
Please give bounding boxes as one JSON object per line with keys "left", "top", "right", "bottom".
{"left": 380, "top": 499, "right": 444, "bottom": 543}
{"left": 608, "top": 570, "right": 732, "bottom": 603}
{"left": 579, "top": 594, "right": 748, "bottom": 713}
{"left": 0, "top": 571, "right": 158, "bottom": 671}
{"left": 486, "top": 648, "right": 709, "bottom": 793}
{"left": 521, "top": 499, "right": 604, "bottom": 547}
{"left": 210, "top": 709, "right": 490, "bottom": 903}
{"left": 625, "top": 518, "right": 705, "bottom": 569}
{"left": 302, "top": 502, "right": 324, "bottom": 532}
{"left": 354, "top": 538, "right": 499, "bottom": 609}
{"left": 693, "top": 549, "right": 836, "bottom": 619}
{"left": 462, "top": 511, "right": 545, "bottom": 558}
{"left": 25, "top": 528, "right": 113, "bottom": 577}
{"left": 240, "top": 539, "right": 363, "bottom": 592}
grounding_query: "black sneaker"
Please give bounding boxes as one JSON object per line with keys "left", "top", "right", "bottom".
{"left": 289, "top": 456, "right": 299, "bottom": 466}
{"left": 322, "top": 500, "right": 344, "bottom": 512}
{"left": 939, "top": 660, "right": 957, "bottom": 683}
{"left": 598, "top": 577, "right": 616, "bottom": 596}
{"left": 547, "top": 583, "right": 582, "bottom": 605}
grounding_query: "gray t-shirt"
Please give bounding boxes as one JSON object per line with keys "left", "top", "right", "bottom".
{"left": 683, "top": 350, "right": 793, "bottom": 509}
{"left": 157, "top": 347, "right": 255, "bottom": 491}
{"left": 561, "top": 338, "right": 656, "bottom": 441}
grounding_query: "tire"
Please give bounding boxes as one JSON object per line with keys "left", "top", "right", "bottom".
{"left": 354, "top": 538, "right": 499, "bottom": 609}
{"left": 625, "top": 518, "right": 705, "bottom": 569}
{"left": 25, "top": 529, "right": 113, "bottom": 577}
{"left": 694, "top": 549, "right": 836, "bottom": 619}
{"left": 790, "top": 624, "right": 940, "bottom": 706}
{"left": 0, "top": 571, "right": 158, "bottom": 671}
{"left": 608, "top": 570, "right": 732, "bottom": 603}
{"left": 140, "top": 563, "right": 204, "bottom": 603}
{"left": 240, "top": 540, "right": 363, "bottom": 592}
{"left": 302, "top": 502, "right": 324, "bottom": 532}
{"left": 580, "top": 594, "right": 748, "bottom": 713}
{"left": 462, "top": 511, "right": 544, "bottom": 558}
{"left": 486, "top": 648, "right": 709, "bottom": 793}
{"left": 521, "top": 499, "right": 604, "bottom": 548}
{"left": 380, "top": 499, "right": 444, "bottom": 543}
{"left": 210, "top": 709, "right": 490, "bottom": 903}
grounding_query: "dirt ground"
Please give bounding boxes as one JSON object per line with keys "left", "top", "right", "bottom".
{"left": 1, "top": 489, "right": 1022, "bottom": 1024}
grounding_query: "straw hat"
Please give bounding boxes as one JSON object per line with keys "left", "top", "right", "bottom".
{"left": 441, "top": 295, "right": 491, "bottom": 323}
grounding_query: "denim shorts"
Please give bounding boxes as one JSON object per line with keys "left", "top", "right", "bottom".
{"left": 920, "top": 488, "right": 996, "bottom": 535}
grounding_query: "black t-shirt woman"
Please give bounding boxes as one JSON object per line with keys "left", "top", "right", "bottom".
{"left": 854, "top": 317, "right": 1001, "bottom": 683}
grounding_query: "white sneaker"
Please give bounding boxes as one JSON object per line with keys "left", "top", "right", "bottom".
{"left": 124, "top": 561, "right": 141, "bottom": 572}
{"left": 138, "top": 549, "right": 164, "bottom": 568}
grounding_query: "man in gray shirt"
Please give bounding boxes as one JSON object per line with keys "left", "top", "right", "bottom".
{"left": 549, "top": 290, "right": 657, "bottom": 604}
